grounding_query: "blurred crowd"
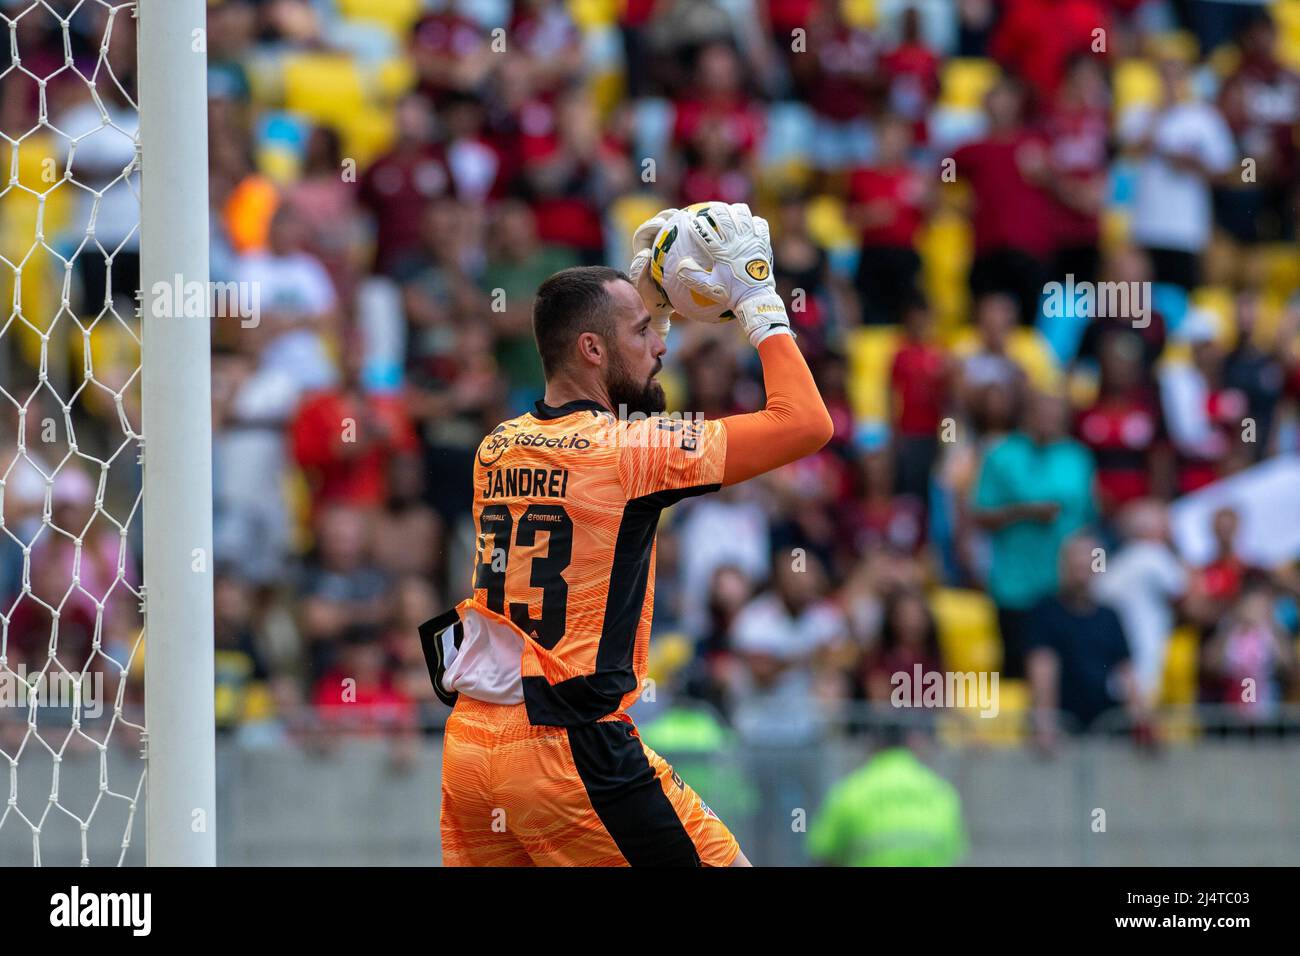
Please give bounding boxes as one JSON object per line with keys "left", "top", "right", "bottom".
{"left": 1, "top": 0, "right": 1299, "bottom": 763}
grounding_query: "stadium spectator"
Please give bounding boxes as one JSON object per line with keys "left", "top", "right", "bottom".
{"left": 1118, "top": 54, "right": 1236, "bottom": 290}
{"left": 958, "top": 292, "right": 1026, "bottom": 408}
{"left": 359, "top": 93, "right": 456, "bottom": 277}
{"left": 372, "top": 454, "right": 446, "bottom": 583}
{"left": 481, "top": 200, "right": 579, "bottom": 402}
{"left": 1157, "top": 309, "right": 1250, "bottom": 492}
{"left": 858, "top": 587, "right": 944, "bottom": 706}
{"left": 1216, "top": 10, "right": 1300, "bottom": 245}
{"left": 772, "top": 191, "right": 844, "bottom": 349}
{"left": 726, "top": 552, "right": 849, "bottom": 863}
{"left": 990, "top": 0, "right": 1111, "bottom": 104}
{"left": 1222, "top": 288, "right": 1293, "bottom": 459}
{"left": 213, "top": 346, "right": 300, "bottom": 584}
{"left": 1093, "top": 500, "right": 1189, "bottom": 708}
{"left": 214, "top": 572, "right": 273, "bottom": 734}
{"left": 519, "top": 88, "right": 630, "bottom": 262}
{"left": 1201, "top": 582, "right": 1296, "bottom": 724}
{"left": 285, "top": 125, "right": 363, "bottom": 302}
{"left": 973, "top": 389, "right": 1097, "bottom": 678}
{"left": 850, "top": 112, "right": 931, "bottom": 325}
{"left": 296, "top": 506, "right": 396, "bottom": 680}
{"left": 311, "top": 627, "right": 419, "bottom": 766}
{"left": 410, "top": 2, "right": 493, "bottom": 105}
{"left": 290, "top": 338, "right": 420, "bottom": 517}
{"left": 1026, "top": 534, "right": 1146, "bottom": 742}
{"left": 795, "top": 0, "right": 879, "bottom": 176}
{"left": 888, "top": 293, "right": 950, "bottom": 499}
{"left": 1075, "top": 328, "right": 1171, "bottom": 515}
{"left": 235, "top": 205, "right": 341, "bottom": 398}
{"left": 953, "top": 76, "right": 1056, "bottom": 325}
{"left": 1043, "top": 54, "right": 1111, "bottom": 287}
{"left": 880, "top": 7, "right": 941, "bottom": 146}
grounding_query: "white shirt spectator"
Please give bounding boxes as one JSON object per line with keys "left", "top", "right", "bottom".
{"left": 1094, "top": 539, "right": 1188, "bottom": 704}
{"left": 214, "top": 364, "right": 300, "bottom": 584}
{"left": 1120, "top": 101, "right": 1235, "bottom": 253}
{"left": 728, "top": 593, "right": 846, "bottom": 745}
{"left": 236, "top": 251, "right": 339, "bottom": 397}
{"left": 57, "top": 100, "right": 140, "bottom": 252}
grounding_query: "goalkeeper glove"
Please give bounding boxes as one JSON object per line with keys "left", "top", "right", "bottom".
{"left": 628, "top": 207, "right": 680, "bottom": 342}
{"left": 675, "top": 202, "right": 792, "bottom": 347}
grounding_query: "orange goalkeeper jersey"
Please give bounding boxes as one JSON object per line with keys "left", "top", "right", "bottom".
{"left": 437, "top": 398, "right": 727, "bottom": 726}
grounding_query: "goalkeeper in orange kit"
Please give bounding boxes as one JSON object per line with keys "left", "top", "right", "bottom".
{"left": 422, "top": 202, "right": 833, "bottom": 866}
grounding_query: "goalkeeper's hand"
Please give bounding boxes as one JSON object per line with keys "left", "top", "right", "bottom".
{"left": 675, "top": 202, "right": 792, "bottom": 347}
{"left": 628, "top": 207, "right": 680, "bottom": 342}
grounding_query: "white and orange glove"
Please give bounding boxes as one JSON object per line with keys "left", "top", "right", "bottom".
{"left": 627, "top": 206, "right": 680, "bottom": 343}
{"left": 671, "top": 202, "right": 792, "bottom": 347}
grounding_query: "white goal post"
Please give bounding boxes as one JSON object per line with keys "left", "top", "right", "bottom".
{"left": 0, "top": 0, "right": 212, "bottom": 867}
{"left": 138, "top": 0, "right": 215, "bottom": 866}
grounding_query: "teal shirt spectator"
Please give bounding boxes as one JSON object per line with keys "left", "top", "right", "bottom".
{"left": 809, "top": 747, "right": 967, "bottom": 867}
{"left": 973, "top": 431, "right": 1096, "bottom": 609}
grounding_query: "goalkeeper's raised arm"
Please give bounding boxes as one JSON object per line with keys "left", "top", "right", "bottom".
{"left": 719, "top": 330, "right": 834, "bottom": 485}
{"left": 629, "top": 202, "right": 834, "bottom": 485}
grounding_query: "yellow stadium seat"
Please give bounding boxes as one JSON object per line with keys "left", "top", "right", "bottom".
{"left": 1259, "top": 242, "right": 1300, "bottom": 297}
{"left": 846, "top": 324, "right": 901, "bottom": 423}
{"left": 1159, "top": 625, "right": 1200, "bottom": 707}
{"left": 917, "top": 210, "right": 972, "bottom": 331}
{"left": 1145, "top": 29, "right": 1200, "bottom": 62}
{"left": 1189, "top": 285, "right": 1236, "bottom": 348}
{"left": 336, "top": 0, "right": 423, "bottom": 38}
{"left": 937, "top": 678, "right": 1030, "bottom": 747}
{"left": 568, "top": 0, "right": 620, "bottom": 30}
{"left": 1114, "top": 58, "right": 1161, "bottom": 116}
{"left": 1099, "top": 208, "right": 1130, "bottom": 253}
{"left": 1275, "top": 0, "right": 1300, "bottom": 64}
{"left": 374, "top": 56, "right": 417, "bottom": 102}
{"left": 1010, "top": 329, "right": 1062, "bottom": 391}
{"left": 805, "top": 195, "right": 856, "bottom": 252}
{"left": 588, "top": 69, "right": 626, "bottom": 118}
{"left": 338, "top": 110, "right": 396, "bottom": 170}
{"left": 645, "top": 632, "right": 693, "bottom": 687}
{"left": 1208, "top": 44, "right": 1241, "bottom": 78}
{"left": 1251, "top": 292, "right": 1288, "bottom": 347}
{"left": 756, "top": 158, "right": 816, "bottom": 201}
{"left": 283, "top": 54, "right": 367, "bottom": 128}
{"left": 946, "top": 326, "right": 1062, "bottom": 391}
{"left": 609, "top": 193, "right": 662, "bottom": 253}
{"left": 930, "top": 587, "right": 1001, "bottom": 674}
{"left": 938, "top": 58, "right": 1000, "bottom": 111}
{"left": 1, "top": 132, "right": 72, "bottom": 345}
{"left": 841, "top": 0, "right": 878, "bottom": 28}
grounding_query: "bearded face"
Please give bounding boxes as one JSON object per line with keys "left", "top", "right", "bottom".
{"left": 606, "top": 345, "right": 666, "bottom": 418}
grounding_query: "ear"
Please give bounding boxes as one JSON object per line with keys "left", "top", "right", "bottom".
{"left": 575, "top": 330, "right": 605, "bottom": 367}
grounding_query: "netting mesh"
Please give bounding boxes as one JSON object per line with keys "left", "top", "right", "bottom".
{"left": 0, "top": 0, "right": 145, "bottom": 866}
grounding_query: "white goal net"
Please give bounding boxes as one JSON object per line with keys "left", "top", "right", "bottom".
{"left": 0, "top": 0, "right": 213, "bottom": 867}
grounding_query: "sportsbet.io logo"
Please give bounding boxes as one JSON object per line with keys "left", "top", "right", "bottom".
{"left": 478, "top": 425, "right": 592, "bottom": 467}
